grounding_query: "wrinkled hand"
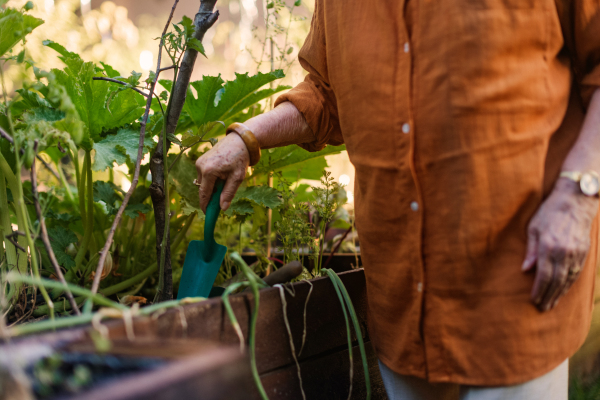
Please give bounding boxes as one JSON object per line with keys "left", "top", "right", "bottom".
{"left": 195, "top": 134, "right": 249, "bottom": 213}
{"left": 522, "top": 178, "right": 599, "bottom": 311}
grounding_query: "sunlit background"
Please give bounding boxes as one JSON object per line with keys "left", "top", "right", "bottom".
{"left": 4, "top": 0, "right": 355, "bottom": 204}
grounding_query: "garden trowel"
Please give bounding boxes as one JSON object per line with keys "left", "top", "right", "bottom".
{"left": 177, "top": 180, "right": 227, "bottom": 299}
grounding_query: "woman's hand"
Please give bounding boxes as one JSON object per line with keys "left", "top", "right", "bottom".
{"left": 522, "top": 178, "right": 599, "bottom": 311}
{"left": 195, "top": 133, "right": 249, "bottom": 212}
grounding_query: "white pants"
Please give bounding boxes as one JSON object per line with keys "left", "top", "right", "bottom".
{"left": 378, "top": 359, "right": 569, "bottom": 400}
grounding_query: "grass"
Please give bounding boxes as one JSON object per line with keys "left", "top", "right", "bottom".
{"left": 570, "top": 377, "right": 600, "bottom": 400}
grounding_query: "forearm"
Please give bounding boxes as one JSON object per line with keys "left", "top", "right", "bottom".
{"left": 561, "top": 89, "right": 600, "bottom": 174}
{"left": 243, "top": 101, "right": 315, "bottom": 149}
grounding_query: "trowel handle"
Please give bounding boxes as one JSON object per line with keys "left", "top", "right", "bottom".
{"left": 204, "top": 179, "right": 225, "bottom": 246}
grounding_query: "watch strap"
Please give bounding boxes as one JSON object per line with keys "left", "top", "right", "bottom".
{"left": 226, "top": 123, "right": 261, "bottom": 166}
{"left": 559, "top": 171, "right": 582, "bottom": 182}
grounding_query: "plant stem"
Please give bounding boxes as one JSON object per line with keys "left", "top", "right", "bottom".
{"left": 325, "top": 269, "right": 371, "bottom": 399}
{"left": 74, "top": 151, "right": 93, "bottom": 271}
{"left": 8, "top": 273, "right": 125, "bottom": 310}
{"left": 0, "top": 164, "right": 17, "bottom": 303}
{"left": 91, "top": 3, "right": 181, "bottom": 296}
{"left": 324, "top": 269, "right": 354, "bottom": 400}
{"left": 229, "top": 252, "right": 269, "bottom": 399}
{"left": 31, "top": 141, "right": 81, "bottom": 316}
{"left": 77, "top": 151, "right": 87, "bottom": 228}
{"left": 150, "top": 0, "right": 220, "bottom": 302}
{"left": 57, "top": 163, "right": 75, "bottom": 204}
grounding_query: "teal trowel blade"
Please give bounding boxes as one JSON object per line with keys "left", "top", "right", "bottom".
{"left": 177, "top": 240, "right": 227, "bottom": 299}
{"left": 177, "top": 180, "right": 227, "bottom": 299}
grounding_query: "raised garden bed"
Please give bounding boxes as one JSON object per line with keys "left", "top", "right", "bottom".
{"left": 2, "top": 268, "right": 388, "bottom": 399}
{"left": 1, "top": 338, "right": 251, "bottom": 400}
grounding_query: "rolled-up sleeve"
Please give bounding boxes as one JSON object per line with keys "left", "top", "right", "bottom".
{"left": 557, "top": 0, "right": 600, "bottom": 107}
{"left": 274, "top": 0, "right": 343, "bottom": 152}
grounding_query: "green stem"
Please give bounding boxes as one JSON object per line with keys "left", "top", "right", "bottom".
{"left": 14, "top": 296, "right": 205, "bottom": 337}
{"left": 324, "top": 269, "right": 371, "bottom": 400}
{"left": 0, "top": 166, "right": 17, "bottom": 302}
{"left": 57, "top": 163, "right": 74, "bottom": 204}
{"left": 229, "top": 252, "right": 269, "bottom": 400}
{"left": 10, "top": 314, "right": 95, "bottom": 336}
{"left": 10, "top": 142, "right": 54, "bottom": 320}
{"left": 77, "top": 150, "right": 86, "bottom": 228}
{"left": 74, "top": 151, "right": 94, "bottom": 271}
{"left": 8, "top": 273, "right": 126, "bottom": 310}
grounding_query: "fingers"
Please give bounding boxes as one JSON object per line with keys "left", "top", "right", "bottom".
{"left": 531, "top": 251, "right": 553, "bottom": 311}
{"left": 532, "top": 237, "right": 589, "bottom": 311}
{"left": 552, "top": 257, "right": 584, "bottom": 309}
{"left": 220, "top": 171, "right": 245, "bottom": 211}
{"left": 522, "top": 227, "right": 538, "bottom": 272}
{"left": 538, "top": 256, "right": 567, "bottom": 312}
{"left": 198, "top": 174, "right": 217, "bottom": 213}
{"left": 544, "top": 250, "right": 573, "bottom": 309}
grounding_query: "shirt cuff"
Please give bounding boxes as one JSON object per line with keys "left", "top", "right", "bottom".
{"left": 274, "top": 79, "right": 343, "bottom": 152}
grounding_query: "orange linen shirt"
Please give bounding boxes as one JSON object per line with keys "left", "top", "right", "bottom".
{"left": 275, "top": 0, "right": 600, "bottom": 386}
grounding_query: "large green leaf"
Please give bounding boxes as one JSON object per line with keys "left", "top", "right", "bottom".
{"left": 0, "top": 8, "right": 43, "bottom": 58}
{"left": 168, "top": 153, "right": 200, "bottom": 211}
{"left": 280, "top": 156, "right": 328, "bottom": 182}
{"left": 93, "top": 181, "right": 121, "bottom": 206}
{"left": 92, "top": 128, "right": 147, "bottom": 171}
{"left": 252, "top": 144, "right": 346, "bottom": 180}
{"left": 93, "top": 181, "right": 151, "bottom": 218}
{"left": 183, "top": 75, "right": 224, "bottom": 127}
{"left": 47, "top": 226, "right": 77, "bottom": 269}
{"left": 44, "top": 41, "right": 145, "bottom": 147}
{"left": 183, "top": 71, "right": 288, "bottom": 133}
{"left": 225, "top": 185, "right": 283, "bottom": 217}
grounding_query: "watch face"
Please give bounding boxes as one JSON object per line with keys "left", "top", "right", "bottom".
{"left": 580, "top": 172, "right": 600, "bottom": 196}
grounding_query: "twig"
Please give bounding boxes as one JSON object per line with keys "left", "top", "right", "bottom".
{"left": 91, "top": 0, "right": 181, "bottom": 295}
{"left": 30, "top": 141, "right": 81, "bottom": 315}
{"left": 0, "top": 126, "right": 14, "bottom": 143}
{"left": 322, "top": 225, "right": 353, "bottom": 270}
{"left": 5, "top": 235, "right": 25, "bottom": 252}
{"left": 150, "top": 0, "right": 219, "bottom": 301}
{"left": 35, "top": 155, "right": 60, "bottom": 181}
{"left": 92, "top": 77, "right": 149, "bottom": 98}
{"left": 159, "top": 65, "right": 176, "bottom": 72}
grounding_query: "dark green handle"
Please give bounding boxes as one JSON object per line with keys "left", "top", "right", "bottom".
{"left": 203, "top": 179, "right": 225, "bottom": 249}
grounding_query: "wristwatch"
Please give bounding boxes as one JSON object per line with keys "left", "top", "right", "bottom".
{"left": 559, "top": 171, "right": 600, "bottom": 197}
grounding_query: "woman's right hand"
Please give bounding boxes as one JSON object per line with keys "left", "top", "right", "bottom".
{"left": 195, "top": 133, "right": 250, "bottom": 213}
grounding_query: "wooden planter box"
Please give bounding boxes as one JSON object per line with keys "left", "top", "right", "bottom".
{"left": 0, "top": 337, "right": 252, "bottom": 400}
{"left": 2, "top": 267, "right": 388, "bottom": 400}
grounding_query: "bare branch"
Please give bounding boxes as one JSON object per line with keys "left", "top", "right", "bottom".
{"left": 91, "top": 0, "right": 182, "bottom": 295}
{"left": 5, "top": 236, "right": 25, "bottom": 252}
{"left": 30, "top": 140, "right": 81, "bottom": 315}
{"left": 92, "top": 77, "right": 149, "bottom": 98}
{"left": 0, "top": 126, "right": 14, "bottom": 144}
{"left": 165, "top": 2, "right": 219, "bottom": 137}
{"left": 36, "top": 155, "right": 60, "bottom": 181}
{"left": 150, "top": 0, "right": 220, "bottom": 301}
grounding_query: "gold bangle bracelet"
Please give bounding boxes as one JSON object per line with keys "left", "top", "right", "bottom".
{"left": 226, "top": 122, "right": 261, "bottom": 166}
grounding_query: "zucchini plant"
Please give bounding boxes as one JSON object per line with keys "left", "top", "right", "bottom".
{"left": 0, "top": 2, "right": 367, "bottom": 398}
{"left": 0, "top": 0, "right": 350, "bottom": 320}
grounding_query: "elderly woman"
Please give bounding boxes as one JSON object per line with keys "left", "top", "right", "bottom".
{"left": 195, "top": 1, "right": 600, "bottom": 398}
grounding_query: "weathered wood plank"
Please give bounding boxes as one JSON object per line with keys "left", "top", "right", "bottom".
{"left": 67, "top": 346, "right": 253, "bottom": 400}
{"left": 98, "top": 269, "right": 369, "bottom": 375}
{"left": 260, "top": 341, "right": 388, "bottom": 400}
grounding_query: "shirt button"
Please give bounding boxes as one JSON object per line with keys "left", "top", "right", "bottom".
{"left": 404, "top": 42, "right": 410, "bottom": 53}
{"left": 417, "top": 282, "right": 423, "bottom": 292}
{"left": 410, "top": 201, "right": 419, "bottom": 211}
{"left": 402, "top": 123, "right": 410, "bottom": 134}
